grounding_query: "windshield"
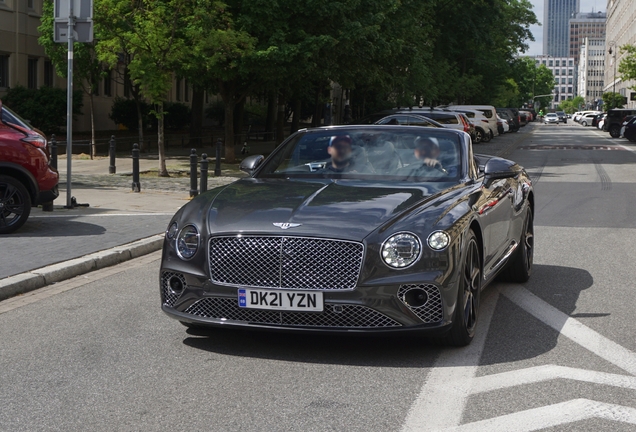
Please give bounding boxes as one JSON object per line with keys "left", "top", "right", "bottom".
{"left": 1, "top": 105, "right": 34, "bottom": 131}
{"left": 257, "top": 127, "right": 463, "bottom": 183}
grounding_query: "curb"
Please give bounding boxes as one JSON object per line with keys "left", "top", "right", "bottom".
{"left": 0, "top": 234, "right": 164, "bottom": 302}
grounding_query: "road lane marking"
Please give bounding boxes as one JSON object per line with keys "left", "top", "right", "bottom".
{"left": 499, "top": 284, "right": 636, "bottom": 376}
{"left": 470, "top": 365, "right": 636, "bottom": 394}
{"left": 0, "top": 251, "right": 161, "bottom": 314}
{"left": 442, "top": 399, "right": 636, "bottom": 432}
{"left": 401, "top": 290, "right": 499, "bottom": 432}
{"left": 29, "top": 212, "right": 175, "bottom": 218}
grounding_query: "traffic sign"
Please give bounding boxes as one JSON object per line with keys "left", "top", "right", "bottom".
{"left": 54, "top": 0, "right": 93, "bottom": 19}
{"left": 54, "top": 21, "right": 93, "bottom": 43}
{"left": 54, "top": 0, "right": 93, "bottom": 43}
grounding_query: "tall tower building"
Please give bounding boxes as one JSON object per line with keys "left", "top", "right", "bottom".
{"left": 569, "top": 12, "right": 606, "bottom": 64}
{"left": 543, "top": 0, "right": 580, "bottom": 57}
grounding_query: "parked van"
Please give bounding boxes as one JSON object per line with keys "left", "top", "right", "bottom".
{"left": 438, "top": 105, "right": 499, "bottom": 139}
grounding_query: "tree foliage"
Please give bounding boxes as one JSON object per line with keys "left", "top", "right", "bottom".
{"left": 603, "top": 92, "right": 625, "bottom": 110}
{"left": 619, "top": 44, "right": 636, "bottom": 90}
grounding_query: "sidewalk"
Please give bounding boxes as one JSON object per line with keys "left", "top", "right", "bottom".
{"left": 1, "top": 155, "right": 243, "bottom": 286}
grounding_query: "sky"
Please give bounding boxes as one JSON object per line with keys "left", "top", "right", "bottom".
{"left": 525, "top": 0, "right": 606, "bottom": 56}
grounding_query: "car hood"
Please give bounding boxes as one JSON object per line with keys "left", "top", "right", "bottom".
{"left": 204, "top": 178, "right": 453, "bottom": 241}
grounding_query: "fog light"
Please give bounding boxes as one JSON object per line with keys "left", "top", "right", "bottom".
{"left": 404, "top": 288, "right": 428, "bottom": 307}
{"left": 169, "top": 276, "right": 184, "bottom": 294}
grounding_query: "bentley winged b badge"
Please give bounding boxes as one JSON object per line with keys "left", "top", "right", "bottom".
{"left": 273, "top": 222, "right": 302, "bottom": 230}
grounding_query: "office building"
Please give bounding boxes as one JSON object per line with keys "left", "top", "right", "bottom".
{"left": 535, "top": 55, "right": 576, "bottom": 109}
{"left": 577, "top": 37, "right": 605, "bottom": 110}
{"left": 544, "top": 0, "right": 580, "bottom": 57}
{"left": 568, "top": 12, "right": 606, "bottom": 64}
{"left": 604, "top": 0, "right": 636, "bottom": 108}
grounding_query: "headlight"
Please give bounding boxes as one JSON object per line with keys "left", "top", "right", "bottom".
{"left": 427, "top": 231, "right": 450, "bottom": 250}
{"left": 166, "top": 222, "right": 178, "bottom": 239}
{"left": 176, "top": 225, "right": 199, "bottom": 259}
{"left": 381, "top": 232, "right": 421, "bottom": 268}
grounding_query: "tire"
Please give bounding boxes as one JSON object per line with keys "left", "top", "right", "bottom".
{"left": 440, "top": 230, "right": 481, "bottom": 347}
{"left": 474, "top": 129, "right": 482, "bottom": 144}
{"left": 582, "top": 121, "right": 588, "bottom": 127}
{"left": 500, "top": 209, "right": 534, "bottom": 283}
{"left": 610, "top": 125, "right": 621, "bottom": 138}
{"left": 0, "top": 175, "right": 32, "bottom": 234}
{"left": 488, "top": 130, "right": 494, "bottom": 140}
{"left": 480, "top": 129, "right": 491, "bottom": 143}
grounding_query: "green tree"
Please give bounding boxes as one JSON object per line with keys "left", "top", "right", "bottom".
{"left": 603, "top": 92, "right": 625, "bottom": 110}
{"left": 619, "top": 44, "right": 636, "bottom": 90}
{"left": 38, "top": 0, "right": 105, "bottom": 158}
{"left": 97, "top": 0, "right": 208, "bottom": 175}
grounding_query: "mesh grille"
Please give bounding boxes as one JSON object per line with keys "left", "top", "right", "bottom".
{"left": 209, "top": 236, "right": 364, "bottom": 290}
{"left": 184, "top": 297, "right": 401, "bottom": 328}
{"left": 398, "top": 284, "right": 443, "bottom": 323}
{"left": 161, "top": 272, "right": 186, "bottom": 307}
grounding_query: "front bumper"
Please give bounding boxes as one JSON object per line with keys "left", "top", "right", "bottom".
{"left": 160, "top": 269, "right": 455, "bottom": 333}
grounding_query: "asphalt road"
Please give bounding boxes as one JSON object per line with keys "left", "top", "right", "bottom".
{"left": 2, "top": 122, "right": 636, "bottom": 431}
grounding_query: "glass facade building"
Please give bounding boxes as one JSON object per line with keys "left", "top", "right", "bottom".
{"left": 543, "top": 0, "right": 580, "bottom": 57}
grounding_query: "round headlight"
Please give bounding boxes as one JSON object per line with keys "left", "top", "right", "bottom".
{"left": 381, "top": 232, "right": 421, "bottom": 268}
{"left": 166, "top": 222, "right": 178, "bottom": 239}
{"left": 427, "top": 231, "right": 450, "bottom": 250}
{"left": 176, "top": 225, "right": 199, "bottom": 260}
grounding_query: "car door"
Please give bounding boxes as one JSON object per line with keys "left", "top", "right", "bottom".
{"left": 473, "top": 159, "right": 514, "bottom": 275}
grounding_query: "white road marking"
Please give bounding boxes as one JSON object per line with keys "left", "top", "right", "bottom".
{"left": 401, "top": 290, "right": 499, "bottom": 432}
{"left": 470, "top": 365, "right": 636, "bottom": 394}
{"left": 29, "top": 212, "right": 175, "bottom": 218}
{"left": 0, "top": 252, "right": 161, "bottom": 314}
{"left": 499, "top": 284, "right": 636, "bottom": 375}
{"left": 442, "top": 399, "right": 636, "bottom": 432}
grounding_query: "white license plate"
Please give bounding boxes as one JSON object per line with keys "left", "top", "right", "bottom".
{"left": 238, "top": 288, "right": 323, "bottom": 312}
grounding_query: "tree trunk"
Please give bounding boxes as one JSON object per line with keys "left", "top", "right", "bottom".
{"left": 265, "top": 92, "right": 276, "bottom": 141}
{"left": 157, "top": 103, "right": 169, "bottom": 177}
{"left": 135, "top": 99, "right": 145, "bottom": 152}
{"left": 276, "top": 92, "right": 286, "bottom": 144}
{"left": 224, "top": 101, "right": 236, "bottom": 163}
{"left": 290, "top": 98, "right": 301, "bottom": 133}
{"left": 189, "top": 86, "right": 204, "bottom": 147}
{"left": 89, "top": 93, "right": 95, "bottom": 160}
{"left": 312, "top": 86, "right": 322, "bottom": 127}
{"left": 234, "top": 99, "right": 245, "bottom": 141}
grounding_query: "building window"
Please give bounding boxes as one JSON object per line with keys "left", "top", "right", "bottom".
{"left": 549, "top": 60, "right": 553, "bottom": 67}
{"left": 0, "top": 55, "right": 8, "bottom": 88}
{"left": 124, "top": 68, "right": 131, "bottom": 98}
{"left": 175, "top": 77, "right": 182, "bottom": 101}
{"left": 27, "top": 58, "right": 38, "bottom": 89}
{"left": 184, "top": 79, "right": 189, "bottom": 102}
{"left": 556, "top": 60, "right": 560, "bottom": 67}
{"left": 103, "top": 69, "right": 112, "bottom": 96}
{"left": 27, "top": 0, "right": 34, "bottom": 9}
{"left": 44, "top": 60, "right": 54, "bottom": 87}
{"left": 568, "top": 87, "right": 572, "bottom": 93}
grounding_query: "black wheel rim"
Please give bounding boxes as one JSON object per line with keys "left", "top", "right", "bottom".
{"left": 475, "top": 130, "right": 482, "bottom": 143}
{"left": 524, "top": 213, "right": 534, "bottom": 272}
{"left": 0, "top": 183, "right": 26, "bottom": 229}
{"left": 462, "top": 240, "right": 480, "bottom": 334}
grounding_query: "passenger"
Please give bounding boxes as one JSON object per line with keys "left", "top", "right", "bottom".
{"left": 398, "top": 137, "right": 449, "bottom": 177}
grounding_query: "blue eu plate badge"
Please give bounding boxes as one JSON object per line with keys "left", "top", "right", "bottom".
{"left": 238, "top": 289, "right": 247, "bottom": 308}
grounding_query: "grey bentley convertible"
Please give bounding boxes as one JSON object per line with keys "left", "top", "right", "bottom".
{"left": 160, "top": 125, "right": 534, "bottom": 346}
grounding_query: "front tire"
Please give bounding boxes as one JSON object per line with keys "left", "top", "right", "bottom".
{"left": 474, "top": 129, "right": 482, "bottom": 144}
{"left": 0, "top": 175, "right": 31, "bottom": 234}
{"left": 610, "top": 125, "right": 621, "bottom": 138}
{"left": 582, "top": 121, "right": 588, "bottom": 127}
{"left": 501, "top": 209, "right": 534, "bottom": 283}
{"left": 441, "top": 230, "right": 481, "bottom": 346}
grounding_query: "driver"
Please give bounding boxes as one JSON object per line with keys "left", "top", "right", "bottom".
{"left": 320, "top": 135, "right": 360, "bottom": 173}
{"left": 398, "top": 137, "right": 449, "bottom": 177}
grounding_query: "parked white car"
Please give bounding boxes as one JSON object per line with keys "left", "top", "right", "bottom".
{"left": 579, "top": 112, "right": 601, "bottom": 127}
{"left": 597, "top": 113, "right": 607, "bottom": 130}
{"left": 438, "top": 105, "right": 499, "bottom": 139}
{"left": 497, "top": 114, "right": 510, "bottom": 133}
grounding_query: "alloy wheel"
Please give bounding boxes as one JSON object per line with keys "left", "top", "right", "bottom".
{"left": 462, "top": 239, "right": 481, "bottom": 334}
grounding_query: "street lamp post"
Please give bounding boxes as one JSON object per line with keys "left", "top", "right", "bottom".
{"left": 608, "top": 41, "right": 617, "bottom": 100}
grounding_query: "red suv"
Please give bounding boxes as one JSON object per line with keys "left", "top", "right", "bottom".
{"left": 0, "top": 100, "right": 59, "bottom": 233}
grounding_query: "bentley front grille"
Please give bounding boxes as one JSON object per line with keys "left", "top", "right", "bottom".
{"left": 161, "top": 271, "right": 186, "bottom": 307}
{"left": 184, "top": 297, "right": 401, "bottom": 328}
{"left": 208, "top": 236, "right": 364, "bottom": 290}
{"left": 398, "top": 284, "right": 443, "bottom": 323}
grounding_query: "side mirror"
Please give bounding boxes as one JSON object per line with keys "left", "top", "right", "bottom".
{"left": 484, "top": 157, "right": 518, "bottom": 183}
{"left": 239, "top": 155, "right": 265, "bottom": 176}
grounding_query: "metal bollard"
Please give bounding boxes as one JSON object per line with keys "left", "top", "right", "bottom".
{"left": 132, "top": 143, "right": 140, "bottom": 192}
{"left": 200, "top": 153, "right": 208, "bottom": 194}
{"left": 109, "top": 135, "right": 116, "bottom": 174}
{"left": 49, "top": 134, "right": 58, "bottom": 169}
{"left": 214, "top": 138, "right": 222, "bottom": 176}
{"left": 189, "top": 148, "right": 198, "bottom": 197}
